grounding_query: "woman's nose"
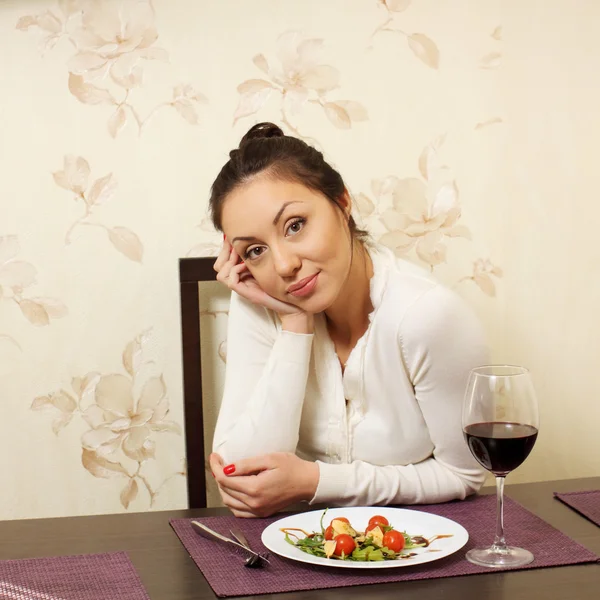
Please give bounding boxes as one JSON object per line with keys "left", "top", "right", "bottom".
{"left": 272, "top": 246, "right": 301, "bottom": 278}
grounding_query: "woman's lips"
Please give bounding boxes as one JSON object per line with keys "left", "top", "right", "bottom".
{"left": 287, "top": 273, "right": 319, "bottom": 297}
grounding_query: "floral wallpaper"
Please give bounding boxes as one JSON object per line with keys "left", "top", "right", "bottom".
{"left": 0, "top": 236, "right": 68, "bottom": 330}
{"left": 32, "top": 330, "right": 184, "bottom": 509}
{"left": 1, "top": 0, "right": 597, "bottom": 518}
{"left": 17, "top": 0, "right": 206, "bottom": 138}
{"left": 53, "top": 155, "right": 144, "bottom": 262}
{"left": 234, "top": 31, "right": 368, "bottom": 140}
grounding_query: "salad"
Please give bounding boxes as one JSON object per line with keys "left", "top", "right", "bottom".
{"left": 281, "top": 510, "right": 451, "bottom": 562}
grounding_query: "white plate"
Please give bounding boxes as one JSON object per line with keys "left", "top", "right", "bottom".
{"left": 261, "top": 506, "right": 468, "bottom": 569}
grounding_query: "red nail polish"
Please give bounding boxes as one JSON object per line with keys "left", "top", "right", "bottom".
{"left": 223, "top": 234, "right": 227, "bottom": 240}
{"left": 223, "top": 464, "right": 235, "bottom": 475}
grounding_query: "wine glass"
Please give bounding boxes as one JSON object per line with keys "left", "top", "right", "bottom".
{"left": 462, "top": 365, "right": 539, "bottom": 568}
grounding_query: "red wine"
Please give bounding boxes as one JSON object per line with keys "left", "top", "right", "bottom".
{"left": 464, "top": 422, "right": 538, "bottom": 476}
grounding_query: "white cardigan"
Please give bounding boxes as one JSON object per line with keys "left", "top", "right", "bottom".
{"left": 212, "top": 244, "right": 488, "bottom": 506}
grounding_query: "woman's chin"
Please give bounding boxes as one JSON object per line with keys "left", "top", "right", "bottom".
{"left": 290, "top": 293, "right": 335, "bottom": 315}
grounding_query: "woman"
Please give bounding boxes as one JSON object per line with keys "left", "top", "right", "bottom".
{"left": 208, "top": 122, "right": 487, "bottom": 518}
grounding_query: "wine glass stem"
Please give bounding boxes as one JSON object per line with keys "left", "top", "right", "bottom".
{"left": 492, "top": 476, "right": 508, "bottom": 552}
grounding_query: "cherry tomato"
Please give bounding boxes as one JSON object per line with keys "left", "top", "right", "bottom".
{"left": 367, "top": 515, "right": 389, "bottom": 530}
{"left": 331, "top": 517, "right": 350, "bottom": 525}
{"left": 382, "top": 529, "right": 405, "bottom": 553}
{"left": 334, "top": 534, "right": 356, "bottom": 557}
{"left": 324, "top": 526, "right": 335, "bottom": 541}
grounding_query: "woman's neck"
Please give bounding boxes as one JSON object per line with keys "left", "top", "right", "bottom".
{"left": 324, "top": 242, "right": 374, "bottom": 346}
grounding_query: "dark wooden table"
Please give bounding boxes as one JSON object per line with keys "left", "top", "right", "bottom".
{"left": 0, "top": 478, "right": 598, "bottom": 599}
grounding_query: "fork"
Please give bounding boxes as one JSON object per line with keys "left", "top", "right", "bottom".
{"left": 230, "top": 526, "right": 270, "bottom": 567}
{"left": 191, "top": 520, "right": 265, "bottom": 568}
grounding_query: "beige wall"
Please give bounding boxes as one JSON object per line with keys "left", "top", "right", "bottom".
{"left": 493, "top": 1, "right": 600, "bottom": 482}
{"left": 0, "top": 0, "right": 598, "bottom": 519}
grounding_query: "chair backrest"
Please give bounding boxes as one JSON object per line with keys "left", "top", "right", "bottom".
{"left": 178, "top": 256, "right": 220, "bottom": 509}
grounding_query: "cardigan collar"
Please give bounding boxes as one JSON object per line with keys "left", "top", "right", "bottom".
{"left": 366, "top": 242, "right": 395, "bottom": 322}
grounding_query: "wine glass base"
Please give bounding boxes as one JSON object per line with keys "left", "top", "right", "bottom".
{"left": 466, "top": 546, "right": 534, "bottom": 568}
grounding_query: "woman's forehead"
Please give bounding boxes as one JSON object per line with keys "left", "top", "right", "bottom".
{"left": 228, "top": 177, "right": 316, "bottom": 205}
{"left": 222, "top": 178, "right": 325, "bottom": 228}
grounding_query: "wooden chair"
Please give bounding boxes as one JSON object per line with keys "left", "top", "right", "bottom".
{"left": 178, "top": 256, "right": 228, "bottom": 509}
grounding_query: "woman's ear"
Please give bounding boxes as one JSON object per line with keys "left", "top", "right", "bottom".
{"left": 339, "top": 189, "right": 352, "bottom": 220}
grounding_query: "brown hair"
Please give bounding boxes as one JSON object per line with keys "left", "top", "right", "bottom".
{"left": 209, "top": 122, "right": 368, "bottom": 240}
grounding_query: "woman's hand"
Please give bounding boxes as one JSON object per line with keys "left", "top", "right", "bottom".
{"left": 209, "top": 452, "right": 319, "bottom": 518}
{"left": 213, "top": 240, "right": 313, "bottom": 332}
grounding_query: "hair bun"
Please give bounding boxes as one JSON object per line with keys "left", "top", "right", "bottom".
{"left": 239, "top": 122, "right": 284, "bottom": 146}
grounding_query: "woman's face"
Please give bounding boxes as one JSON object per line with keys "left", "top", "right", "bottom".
{"left": 221, "top": 176, "right": 353, "bottom": 313}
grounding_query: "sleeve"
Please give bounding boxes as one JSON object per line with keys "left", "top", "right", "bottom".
{"left": 311, "top": 284, "right": 488, "bottom": 506}
{"left": 211, "top": 291, "right": 314, "bottom": 464}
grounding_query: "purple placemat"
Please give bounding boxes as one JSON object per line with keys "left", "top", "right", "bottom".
{"left": 0, "top": 552, "right": 150, "bottom": 600}
{"left": 171, "top": 495, "right": 599, "bottom": 598}
{"left": 554, "top": 490, "right": 600, "bottom": 527}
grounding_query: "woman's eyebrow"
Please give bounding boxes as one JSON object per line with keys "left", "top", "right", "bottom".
{"left": 231, "top": 235, "right": 258, "bottom": 244}
{"left": 272, "top": 201, "right": 301, "bottom": 226}
{"left": 231, "top": 201, "right": 303, "bottom": 243}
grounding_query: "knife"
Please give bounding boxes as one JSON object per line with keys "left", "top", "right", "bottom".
{"left": 190, "top": 520, "right": 267, "bottom": 567}
{"left": 230, "top": 526, "right": 270, "bottom": 561}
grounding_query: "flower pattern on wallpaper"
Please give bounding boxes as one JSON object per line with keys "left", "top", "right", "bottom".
{"left": 480, "top": 25, "right": 502, "bottom": 70}
{"left": 371, "top": 1, "right": 440, "bottom": 70}
{"left": 460, "top": 259, "right": 503, "bottom": 297}
{"left": 354, "top": 135, "right": 502, "bottom": 296}
{"left": 186, "top": 216, "right": 221, "bottom": 258}
{"left": 234, "top": 31, "right": 368, "bottom": 138}
{"left": 474, "top": 26, "right": 503, "bottom": 130}
{"left": 31, "top": 330, "right": 185, "bottom": 509}
{"left": 475, "top": 117, "right": 503, "bottom": 130}
{"left": 0, "top": 235, "right": 68, "bottom": 328}
{"left": 17, "top": 0, "right": 207, "bottom": 138}
{"left": 53, "top": 155, "right": 143, "bottom": 263}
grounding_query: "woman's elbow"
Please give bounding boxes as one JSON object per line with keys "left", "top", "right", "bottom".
{"left": 459, "top": 467, "right": 487, "bottom": 499}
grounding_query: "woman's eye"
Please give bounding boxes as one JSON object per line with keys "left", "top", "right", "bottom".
{"left": 245, "top": 246, "right": 264, "bottom": 259}
{"left": 286, "top": 218, "right": 306, "bottom": 236}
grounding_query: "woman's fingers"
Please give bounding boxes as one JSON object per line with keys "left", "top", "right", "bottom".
{"left": 218, "top": 480, "right": 254, "bottom": 505}
{"left": 212, "top": 453, "right": 257, "bottom": 513}
{"left": 227, "top": 260, "right": 249, "bottom": 286}
{"left": 213, "top": 238, "right": 230, "bottom": 273}
{"left": 215, "top": 246, "right": 240, "bottom": 286}
{"left": 213, "top": 459, "right": 256, "bottom": 504}
{"left": 218, "top": 487, "right": 255, "bottom": 517}
{"left": 209, "top": 452, "right": 224, "bottom": 475}
{"left": 230, "top": 507, "right": 256, "bottom": 518}
{"left": 215, "top": 245, "right": 306, "bottom": 317}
